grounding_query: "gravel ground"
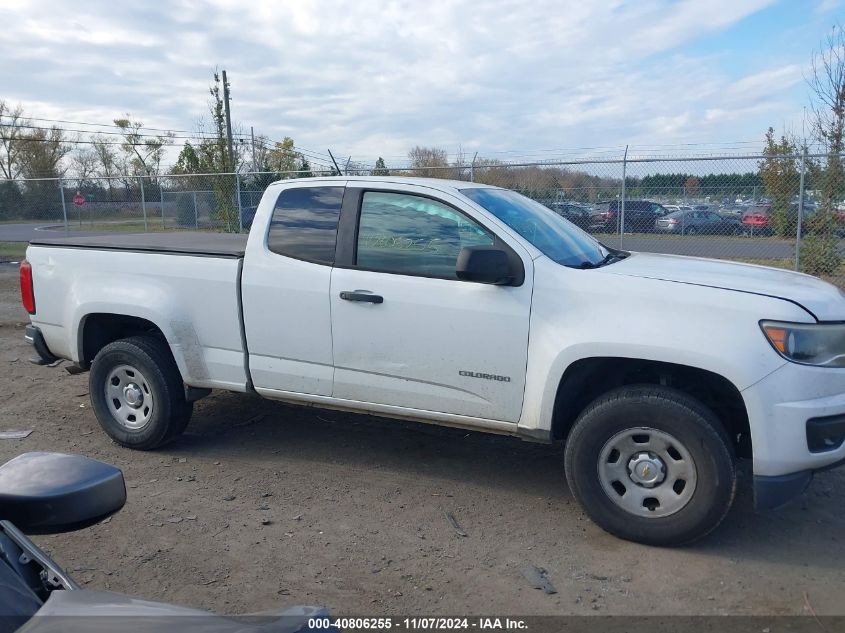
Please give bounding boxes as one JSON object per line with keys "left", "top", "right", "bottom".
{"left": 0, "top": 263, "right": 844, "bottom": 617}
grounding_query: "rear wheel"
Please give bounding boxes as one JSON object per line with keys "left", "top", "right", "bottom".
{"left": 564, "top": 386, "right": 736, "bottom": 545}
{"left": 89, "top": 335, "right": 192, "bottom": 450}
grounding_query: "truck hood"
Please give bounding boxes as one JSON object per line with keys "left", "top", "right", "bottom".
{"left": 597, "top": 252, "right": 845, "bottom": 321}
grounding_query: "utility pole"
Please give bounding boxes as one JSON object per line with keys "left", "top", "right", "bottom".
{"left": 222, "top": 69, "right": 235, "bottom": 172}
{"left": 250, "top": 125, "right": 257, "bottom": 172}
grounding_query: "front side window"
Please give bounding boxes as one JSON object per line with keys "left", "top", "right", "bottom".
{"left": 355, "top": 191, "right": 494, "bottom": 278}
{"left": 267, "top": 187, "right": 344, "bottom": 264}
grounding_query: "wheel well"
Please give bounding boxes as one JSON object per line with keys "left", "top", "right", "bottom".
{"left": 552, "top": 357, "right": 751, "bottom": 458}
{"left": 79, "top": 314, "right": 166, "bottom": 367}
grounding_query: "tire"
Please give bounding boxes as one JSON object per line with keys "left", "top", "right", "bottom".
{"left": 685, "top": 227, "right": 697, "bottom": 236}
{"left": 564, "top": 385, "right": 736, "bottom": 546}
{"left": 89, "top": 335, "right": 193, "bottom": 450}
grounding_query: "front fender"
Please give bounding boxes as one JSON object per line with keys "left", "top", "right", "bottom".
{"left": 518, "top": 257, "right": 811, "bottom": 435}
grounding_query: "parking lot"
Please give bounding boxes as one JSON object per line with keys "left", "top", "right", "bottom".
{"left": 1, "top": 263, "right": 844, "bottom": 617}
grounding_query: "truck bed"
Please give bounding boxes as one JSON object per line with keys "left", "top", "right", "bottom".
{"left": 29, "top": 232, "right": 248, "bottom": 258}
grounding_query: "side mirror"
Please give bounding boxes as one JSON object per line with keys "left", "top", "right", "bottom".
{"left": 456, "top": 246, "right": 516, "bottom": 285}
{"left": 0, "top": 452, "right": 126, "bottom": 534}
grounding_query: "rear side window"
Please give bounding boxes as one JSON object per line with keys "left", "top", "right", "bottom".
{"left": 267, "top": 187, "right": 344, "bottom": 264}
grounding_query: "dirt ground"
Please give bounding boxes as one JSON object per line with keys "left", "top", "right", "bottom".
{"left": 1, "top": 264, "right": 844, "bottom": 618}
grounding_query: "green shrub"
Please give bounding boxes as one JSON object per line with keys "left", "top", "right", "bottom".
{"left": 800, "top": 233, "right": 842, "bottom": 276}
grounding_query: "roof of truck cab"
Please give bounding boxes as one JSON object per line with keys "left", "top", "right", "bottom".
{"left": 29, "top": 232, "right": 248, "bottom": 258}
{"left": 266, "top": 175, "right": 497, "bottom": 192}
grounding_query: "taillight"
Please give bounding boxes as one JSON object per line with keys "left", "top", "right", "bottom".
{"left": 20, "top": 260, "right": 35, "bottom": 314}
{"left": 668, "top": 218, "right": 678, "bottom": 225}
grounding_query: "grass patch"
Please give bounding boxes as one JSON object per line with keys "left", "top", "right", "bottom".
{"left": 0, "top": 242, "right": 27, "bottom": 262}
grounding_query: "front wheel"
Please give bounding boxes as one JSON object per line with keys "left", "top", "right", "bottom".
{"left": 89, "top": 335, "right": 193, "bottom": 450}
{"left": 564, "top": 386, "right": 736, "bottom": 546}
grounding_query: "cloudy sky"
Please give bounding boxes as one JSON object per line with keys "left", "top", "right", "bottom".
{"left": 0, "top": 0, "right": 842, "bottom": 167}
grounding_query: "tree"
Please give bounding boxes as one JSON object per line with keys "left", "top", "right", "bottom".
{"left": 0, "top": 100, "right": 26, "bottom": 179}
{"left": 408, "top": 146, "right": 448, "bottom": 177}
{"left": 296, "top": 157, "right": 312, "bottom": 178}
{"left": 802, "top": 23, "right": 845, "bottom": 276}
{"left": 171, "top": 141, "right": 202, "bottom": 175}
{"left": 17, "top": 127, "right": 70, "bottom": 179}
{"left": 14, "top": 126, "right": 70, "bottom": 220}
{"left": 113, "top": 116, "right": 173, "bottom": 179}
{"left": 91, "top": 135, "right": 120, "bottom": 202}
{"left": 373, "top": 156, "right": 389, "bottom": 176}
{"left": 683, "top": 176, "right": 700, "bottom": 197}
{"left": 759, "top": 127, "right": 800, "bottom": 238}
{"left": 268, "top": 137, "right": 299, "bottom": 175}
{"left": 70, "top": 147, "right": 99, "bottom": 188}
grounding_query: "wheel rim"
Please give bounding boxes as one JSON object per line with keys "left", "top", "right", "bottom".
{"left": 597, "top": 427, "right": 697, "bottom": 518}
{"left": 104, "top": 364, "right": 154, "bottom": 430}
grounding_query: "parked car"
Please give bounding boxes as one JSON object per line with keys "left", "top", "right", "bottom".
{"left": 718, "top": 205, "right": 747, "bottom": 220}
{"left": 0, "top": 451, "right": 327, "bottom": 632}
{"left": 589, "top": 200, "right": 669, "bottom": 232}
{"left": 21, "top": 176, "right": 845, "bottom": 546}
{"left": 548, "top": 202, "right": 592, "bottom": 230}
{"left": 655, "top": 210, "right": 743, "bottom": 235}
{"left": 741, "top": 205, "right": 773, "bottom": 236}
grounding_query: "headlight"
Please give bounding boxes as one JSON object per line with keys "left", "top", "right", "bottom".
{"left": 760, "top": 321, "right": 845, "bottom": 367}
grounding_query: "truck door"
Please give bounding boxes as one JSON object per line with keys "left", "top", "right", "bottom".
{"left": 241, "top": 184, "right": 345, "bottom": 396}
{"left": 329, "top": 185, "right": 532, "bottom": 423}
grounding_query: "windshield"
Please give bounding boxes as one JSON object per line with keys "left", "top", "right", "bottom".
{"left": 460, "top": 187, "right": 610, "bottom": 267}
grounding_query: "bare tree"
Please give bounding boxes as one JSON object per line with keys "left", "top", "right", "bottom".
{"left": 807, "top": 24, "right": 845, "bottom": 208}
{"left": 802, "top": 23, "right": 845, "bottom": 275}
{"left": 91, "top": 135, "right": 119, "bottom": 200}
{"left": 0, "top": 100, "right": 27, "bottom": 179}
{"left": 408, "top": 146, "right": 449, "bottom": 178}
{"left": 70, "top": 147, "right": 99, "bottom": 187}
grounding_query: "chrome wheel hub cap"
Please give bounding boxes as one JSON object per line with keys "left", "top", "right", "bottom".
{"left": 123, "top": 384, "right": 144, "bottom": 408}
{"left": 598, "top": 427, "right": 697, "bottom": 518}
{"left": 105, "top": 365, "right": 154, "bottom": 430}
{"left": 627, "top": 452, "right": 666, "bottom": 488}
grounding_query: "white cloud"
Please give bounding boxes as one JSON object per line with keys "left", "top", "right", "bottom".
{"left": 0, "top": 0, "right": 808, "bottom": 166}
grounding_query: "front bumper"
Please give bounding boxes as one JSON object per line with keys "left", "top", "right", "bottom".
{"left": 743, "top": 362, "right": 845, "bottom": 509}
{"left": 24, "top": 325, "right": 58, "bottom": 365}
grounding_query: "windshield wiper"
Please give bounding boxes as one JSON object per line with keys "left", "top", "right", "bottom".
{"left": 574, "top": 250, "right": 628, "bottom": 269}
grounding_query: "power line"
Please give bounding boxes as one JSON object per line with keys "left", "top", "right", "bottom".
{"left": 0, "top": 122, "right": 212, "bottom": 142}
{"left": 0, "top": 112, "right": 198, "bottom": 135}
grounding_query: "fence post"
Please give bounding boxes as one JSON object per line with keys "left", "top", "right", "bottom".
{"left": 58, "top": 178, "right": 68, "bottom": 232}
{"left": 160, "top": 185, "right": 166, "bottom": 229}
{"left": 236, "top": 173, "right": 243, "bottom": 232}
{"left": 139, "top": 176, "right": 147, "bottom": 232}
{"left": 619, "top": 145, "right": 628, "bottom": 249}
{"left": 193, "top": 191, "right": 198, "bottom": 229}
{"left": 470, "top": 151, "right": 478, "bottom": 182}
{"left": 794, "top": 146, "right": 807, "bottom": 272}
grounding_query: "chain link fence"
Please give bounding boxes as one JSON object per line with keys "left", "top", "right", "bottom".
{"left": 1, "top": 154, "right": 843, "bottom": 283}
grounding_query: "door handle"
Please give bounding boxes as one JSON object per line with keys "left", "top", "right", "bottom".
{"left": 340, "top": 291, "right": 384, "bottom": 304}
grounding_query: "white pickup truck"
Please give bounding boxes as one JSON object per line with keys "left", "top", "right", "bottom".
{"left": 20, "top": 176, "right": 845, "bottom": 545}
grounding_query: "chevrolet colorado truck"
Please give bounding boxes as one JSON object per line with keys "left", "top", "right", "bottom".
{"left": 20, "top": 176, "right": 845, "bottom": 545}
